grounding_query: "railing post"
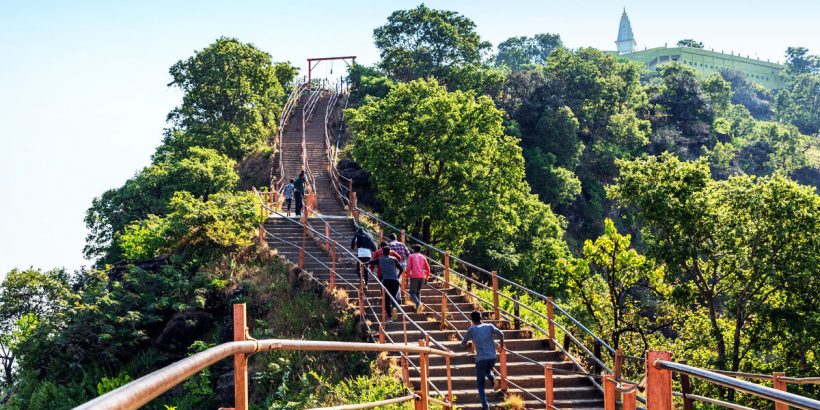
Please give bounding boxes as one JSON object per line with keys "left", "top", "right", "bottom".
{"left": 401, "top": 229, "right": 406, "bottom": 244}
{"left": 379, "top": 228, "right": 384, "bottom": 243}
{"left": 379, "top": 323, "right": 385, "bottom": 344}
{"left": 330, "top": 240, "right": 337, "bottom": 291}
{"left": 299, "top": 224, "right": 306, "bottom": 269}
{"left": 491, "top": 271, "right": 500, "bottom": 321}
{"left": 544, "top": 364, "right": 554, "bottom": 409}
{"left": 645, "top": 350, "right": 673, "bottom": 410}
{"left": 325, "top": 222, "right": 330, "bottom": 251}
{"left": 593, "top": 341, "right": 602, "bottom": 375}
{"left": 351, "top": 192, "right": 359, "bottom": 221}
{"left": 419, "top": 339, "right": 429, "bottom": 410}
{"left": 623, "top": 388, "right": 637, "bottom": 410}
{"left": 546, "top": 297, "right": 555, "bottom": 342}
{"left": 233, "top": 303, "right": 248, "bottom": 410}
{"left": 614, "top": 348, "right": 623, "bottom": 381}
{"left": 358, "top": 265, "right": 365, "bottom": 317}
{"left": 773, "top": 372, "right": 788, "bottom": 410}
{"left": 603, "top": 375, "right": 616, "bottom": 410}
{"left": 401, "top": 354, "right": 410, "bottom": 388}
{"left": 445, "top": 352, "right": 454, "bottom": 410}
{"left": 680, "top": 360, "right": 694, "bottom": 410}
{"left": 381, "top": 285, "right": 387, "bottom": 331}
{"left": 513, "top": 294, "right": 520, "bottom": 330}
{"left": 348, "top": 179, "right": 353, "bottom": 211}
{"left": 498, "top": 344, "right": 508, "bottom": 391}
{"left": 441, "top": 251, "right": 450, "bottom": 330}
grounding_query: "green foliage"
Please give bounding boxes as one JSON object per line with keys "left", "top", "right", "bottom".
{"left": 611, "top": 153, "right": 820, "bottom": 380}
{"left": 273, "top": 61, "right": 299, "bottom": 89}
{"left": 776, "top": 73, "right": 820, "bottom": 135}
{"left": 84, "top": 146, "right": 239, "bottom": 263}
{"left": 348, "top": 64, "right": 396, "bottom": 103}
{"left": 565, "top": 219, "right": 671, "bottom": 356}
{"left": 162, "top": 37, "right": 284, "bottom": 160}
{"left": 96, "top": 371, "right": 132, "bottom": 396}
{"left": 783, "top": 46, "right": 820, "bottom": 77}
{"left": 118, "top": 191, "right": 258, "bottom": 260}
{"left": 533, "top": 105, "right": 583, "bottom": 169}
{"left": 495, "top": 33, "right": 563, "bottom": 71}
{"left": 676, "top": 39, "right": 704, "bottom": 48}
{"left": 373, "top": 4, "right": 491, "bottom": 87}
{"left": 524, "top": 148, "right": 581, "bottom": 206}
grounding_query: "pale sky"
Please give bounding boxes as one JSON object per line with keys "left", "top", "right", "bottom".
{"left": 1, "top": 0, "right": 819, "bottom": 276}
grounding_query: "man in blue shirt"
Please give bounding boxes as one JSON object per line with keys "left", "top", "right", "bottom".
{"left": 461, "top": 310, "right": 505, "bottom": 409}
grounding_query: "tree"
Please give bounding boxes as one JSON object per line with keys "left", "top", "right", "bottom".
{"left": 566, "top": 219, "right": 671, "bottom": 355}
{"left": 84, "top": 147, "right": 238, "bottom": 263}
{"left": 0, "top": 268, "right": 74, "bottom": 395}
{"left": 373, "top": 5, "right": 491, "bottom": 85}
{"left": 524, "top": 148, "right": 581, "bottom": 206}
{"left": 495, "top": 33, "right": 562, "bottom": 71}
{"left": 161, "top": 37, "right": 285, "bottom": 160}
{"left": 677, "top": 39, "right": 704, "bottom": 49}
{"left": 533, "top": 105, "right": 583, "bottom": 168}
{"left": 611, "top": 153, "right": 820, "bottom": 385}
{"left": 720, "top": 69, "right": 774, "bottom": 119}
{"left": 273, "top": 61, "right": 299, "bottom": 90}
{"left": 347, "top": 78, "right": 518, "bottom": 247}
{"left": 775, "top": 73, "right": 820, "bottom": 135}
{"left": 783, "top": 46, "right": 820, "bottom": 77}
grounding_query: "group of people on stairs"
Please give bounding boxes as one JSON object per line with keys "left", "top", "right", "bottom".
{"left": 282, "top": 171, "right": 307, "bottom": 217}
{"left": 349, "top": 227, "right": 505, "bottom": 410}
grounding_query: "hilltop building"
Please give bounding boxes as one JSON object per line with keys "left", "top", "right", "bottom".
{"left": 612, "top": 9, "right": 786, "bottom": 89}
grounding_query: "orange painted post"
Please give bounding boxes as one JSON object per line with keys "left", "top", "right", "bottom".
{"left": 645, "top": 350, "right": 673, "bottom": 410}
{"left": 325, "top": 222, "right": 330, "bottom": 251}
{"left": 401, "top": 229, "right": 406, "bottom": 243}
{"left": 358, "top": 265, "right": 365, "bottom": 317}
{"left": 498, "top": 344, "right": 508, "bottom": 391}
{"left": 381, "top": 286, "right": 387, "bottom": 328}
{"left": 418, "top": 339, "right": 429, "bottom": 410}
{"left": 402, "top": 306, "right": 408, "bottom": 345}
{"left": 379, "top": 229, "right": 384, "bottom": 243}
{"left": 401, "top": 355, "right": 410, "bottom": 388}
{"left": 547, "top": 297, "right": 555, "bottom": 341}
{"left": 773, "top": 372, "right": 788, "bottom": 410}
{"left": 378, "top": 324, "right": 385, "bottom": 344}
{"left": 330, "top": 240, "right": 337, "bottom": 290}
{"left": 614, "top": 349, "right": 623, "bottom": 381}
{"left": 622, "top": 388, "right": 637, "bottom": 410}
{"left": 351, "top": 192, "right": 358, "bottom": 221}
{"left": 603, "top": 375, "right": 616, "bottom": 410}
{"left": 348, "top": 179, "right": 353, "bottom": 212}
{"left": 544, "top": 364, "right": 554, "bottom": 409}
{"left": 299, "top": 224, "right": 306, "bottom": 269}
{"left": 233, "top": 304, "right": 248, "bottom": 410}
{"left": 492, "top": 271, "right": 500, "bottom": 321}
{"left": 445, "top": 353, "right": 454, "bottom": 410}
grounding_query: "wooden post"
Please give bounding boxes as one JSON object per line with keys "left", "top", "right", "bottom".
{"left": 330, "top": 240, "right": 337, "bottom": 290}
{"left": 593, "top": 341, "right": 602, "bottom": 375}
{"left": 351, "top": 192, "right": 358, "bottom": 221}
{"left": 622, "top": 388, "right": 637, "bottom": 410}
{"left": 491, "top": 271, "right": 500, "bottom": 321}
{"left": 680, "top": 360, "right": 694, "bottom": 410}
{"left": 773, "top": 372, "right": 788, "bottom": 410}
{"left": 546, "top": 297, "right": 555, "bottom": 342}
{"left": 401, "top": 355, "right": 410, "bottom": 388}
{"left": 645, "top": 350, "right": 673, "bottom": 410}
{"left": 614, "top": 348, "right": 623, "bottom": 381}
{"left": 381, "top": 286, "right": 387, "bottom": 329}
{"left": 445, "top": 353, "right": 454, "bottom": 410}
{"left": 498, "top": 344, "right": 508, "bottom": 391}
{"left": 603, "top": 375, "right": 616, "bottom": 410}
{"left": 358, "top": 264, "right": 365, "bottom": 317}
{"left": 513, "top": 294, "right": 520, "bottom": 330}
{"left": 233, "top": 304, "right": 248, "bottom": 410}
{"left": 299, "top": 224, "right": 306, "bottom": 269}
{"left": 419, "top": 339, "right": 429, "bottom": 409}
{"left": 544, "top": 364, "right": 554, "bottom": 409}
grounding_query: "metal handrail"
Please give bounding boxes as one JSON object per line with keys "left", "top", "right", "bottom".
{"left": 656, "top": 361, "right": 820, "bottom": 410}
{"left": 74, "top": 339, "right": 452, "bottom": 410}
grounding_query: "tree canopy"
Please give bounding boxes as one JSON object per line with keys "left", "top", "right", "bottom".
{"left": 495, "top": 33, "right": 563, "bottom": 71}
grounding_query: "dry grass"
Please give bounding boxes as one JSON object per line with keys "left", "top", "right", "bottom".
{"left": 329, "top": 287, "right": 350, "bottom": 311}
{"left": 374, "top": 351, "right": 399, "bottom": 377}
{"left": 501, "top": 393, "right": 526, "bottom": 410}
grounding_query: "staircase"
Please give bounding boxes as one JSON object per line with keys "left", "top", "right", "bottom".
{"left": 263, "top": 90, "right": 605, "bottom": 409}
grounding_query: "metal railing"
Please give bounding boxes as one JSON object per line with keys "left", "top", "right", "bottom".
{"left": 73, "top": 303, "right": 452, "bottom": 410}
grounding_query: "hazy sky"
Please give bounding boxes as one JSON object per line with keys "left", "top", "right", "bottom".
{"left": 1, "top": 0, "right": 819, "bottom": 276}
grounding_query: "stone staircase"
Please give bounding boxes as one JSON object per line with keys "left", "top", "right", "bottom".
{"left": 263, "top": 91, "right": 605, "bottom": 409}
